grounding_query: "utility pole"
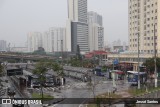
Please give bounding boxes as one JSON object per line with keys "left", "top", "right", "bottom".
{"left": 154, "top": 24, "right": 157, "bottom": 88}
{"left": 61, "top": 40, "right": 63, "bottom": 66}
{"left": 137, "top": 33, "right": 140, "bottom": 89}
{"left": 112, "top": 58, "right": 116, "bottom": 87}
{"left": 93, "top": 50, "right": 95, "bottom": 98}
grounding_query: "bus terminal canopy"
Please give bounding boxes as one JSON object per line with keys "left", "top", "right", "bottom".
{"left": 127, "top": 71, "right": 146, "bottom": 75}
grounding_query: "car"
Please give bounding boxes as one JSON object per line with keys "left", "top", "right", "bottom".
{"left": 7, "top": 87, "right": 16, "bottom": 96}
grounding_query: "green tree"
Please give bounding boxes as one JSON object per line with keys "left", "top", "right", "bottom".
{"left": 33, "top": 47, "right": 46, "bottom": 55}
{"left": 51, "top": 63, "right": 64, "bottom": 76}
{"left": 143, "top": 57, "right": 160, "bottom": 74}
{"left": 0, "top": 64, "right": 3, "bottom": 74}
{"left": 33, "top": 61, "right": 48, "bottom": 75}
{"left": 69, "top": 57, "right": 82, "bottom": 67}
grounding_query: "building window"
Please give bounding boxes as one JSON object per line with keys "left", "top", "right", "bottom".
{"left": 155, "top": 9, "right": 157, "bottom": 13}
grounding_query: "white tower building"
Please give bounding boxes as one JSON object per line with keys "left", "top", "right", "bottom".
{"left": 88, "top": 11, "right": 104, "bottom": 51}
{"left": 27, "top": 32, "right": 42, "bottom": 52}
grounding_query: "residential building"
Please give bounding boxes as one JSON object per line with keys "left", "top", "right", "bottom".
{"left": 66, "top": 0, "right": 89, "bottom": 54}
{"left": 27, "top": 32, "right": 42, "bottom": 52}
{"left": 43, "top": 27, "right": 66, "bottom": 52}
{"left": 88, "top": 11, "right": 104, "bottom": 51}
{"left": 0, "top": 40, "right": 7, "bottom": 51}
{"left": 42, "top": 31, "right": 51, "bottom": 52}
{"left": 129, "top": 0, "right": 160, "bottom": 54}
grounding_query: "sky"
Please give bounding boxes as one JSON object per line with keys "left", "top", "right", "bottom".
{"left": 0, "top": 0, "right": 128, "bottom": 47}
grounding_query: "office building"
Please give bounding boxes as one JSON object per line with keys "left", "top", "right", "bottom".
{"left": 88, "top": 11, "right": 104, "bottom": 51}
{"left": 0, "top": 40, "right": 7, "bottom": 51}
{"left": 129, "top": 0, "right": 160, "bottom": 54}
{"left": 88, "top": 11, "right": 103, "bottom": 26}
{"left": 66, "top": 0, "right": 89, "bottom": 54}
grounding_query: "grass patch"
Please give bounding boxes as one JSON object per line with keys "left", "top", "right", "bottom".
{"left": 96, "top": 92, "right": 122, "bottom": 98}
{"left": 32, "top": 92, "right": 54, "bottom": 99}
{"left": 128, "top": 86, "right": 160, "bottom": 96}
{"left": 87, "top": 104, "right": 99, "bottom": 107}
{"left": 86, "top": 92, "right": 122, "bottom": 107}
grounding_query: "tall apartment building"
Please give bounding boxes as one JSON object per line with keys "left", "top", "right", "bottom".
{"left": 0, "top": 40, "right": 7, "bottom": 51}
{"left": 88, "top": 11, "right": 104, "bottom": 51}
{"left": 27, "top": 32, "right": 42, "bottom": 52}
{"left": 42, "top": 28, "right": 66, "bottom": 53}
{"left": 66, "top": 0, "right": 89, "bottom": 54}
{"left": 129, "top": 0, "right": 160, "bottom": 54}
{"left": 42, "top": 31, "right": 51, "bottom": 52}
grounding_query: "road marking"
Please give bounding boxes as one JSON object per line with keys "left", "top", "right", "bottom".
{"left": 52, "top": 104, "right": 58, "bottom": 107}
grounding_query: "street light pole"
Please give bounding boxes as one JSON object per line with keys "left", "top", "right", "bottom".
{"left": 137, "top": 33, "right": 140, "bottom": 89}
{"left": 154, "top": 24, "right": 157, "bottom": 88}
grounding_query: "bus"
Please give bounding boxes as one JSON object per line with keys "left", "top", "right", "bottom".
{"left": 127, "top": 71, "right": 147, "bottom": 85}
{"left": 43, "top": 73, "right": 54, "bottom": 87}
{"left": 94, "top": 66, "right": 107, "bottom": 76}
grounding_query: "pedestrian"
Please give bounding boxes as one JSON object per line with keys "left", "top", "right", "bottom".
{"left": 63, "top": 77, "right": 66, "bottom": 85}
{"left": 113, "top": 87, "right": 117, "bottom": 93}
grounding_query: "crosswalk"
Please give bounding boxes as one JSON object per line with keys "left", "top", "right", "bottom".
{"left": 29, "top": 83, "right": 87, "bottom": 93}
{"left": 31, "top": 85, "right": 71, "bottom": 92}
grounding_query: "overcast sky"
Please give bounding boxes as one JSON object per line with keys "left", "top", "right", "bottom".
{"left": 0, "top": 0, "right": 128, "bottom": 47}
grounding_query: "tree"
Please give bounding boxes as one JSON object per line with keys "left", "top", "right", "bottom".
{"left": 0, "top": 63, "right": 4, "bottom": 88}
{"left": 51, "top": 63, "right": 64, "bottom": 76}
{"left": 33, "top": 47, "right": 46, "bottom": 55}
{"left": 143, "top": 57, "right": 160, "bottom": 74}
{"left": 87, "top": 76, "right": 96, "bottom": 99}
{"left": 0, "top": 64, "right": 3, "bottom": 74}
{"left": 69, "top": 57, "right": 82, "bottom": 67}
{"left": 33, "top": 61, "right": 48, "bottom": 75}
{"left": 32, "top": 61, "right": 48, "bottom": 105}
{"left": 76, "top": 45, "right": 81, "bottom": 60}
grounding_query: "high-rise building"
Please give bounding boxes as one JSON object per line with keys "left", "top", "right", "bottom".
{"left": 0, "top": 40, "right": 7, "bottom": 51}
{"left": 88, "top": 11, "right": 103, "bottom": 26}
{"left": 43, "top": 27, "right": 66, "bottom": 52}
{"left": 129, "top": 0, "right": 160, "bottom": 54}
{"left": 88, "top": 11, "right": 104, "bottom": 51}
{"left": 27, "top": 32, "right": 42, "bottom": 52}
{"left": 68, "top": 0, "right": 88, "bottom": 23}
{"left": 66, "top": 0, "right": 89, "bottom": 54}
{"left": 42, "top": 31, "right": 52, "bottom": 52}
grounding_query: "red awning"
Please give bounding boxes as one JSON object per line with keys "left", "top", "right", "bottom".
{"left": 115, "top": 71, "right": 125, "bottom": 75}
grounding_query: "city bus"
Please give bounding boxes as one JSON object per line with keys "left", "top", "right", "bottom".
{"left": 127, "top": 71, "right": 147, "bottom": 85}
